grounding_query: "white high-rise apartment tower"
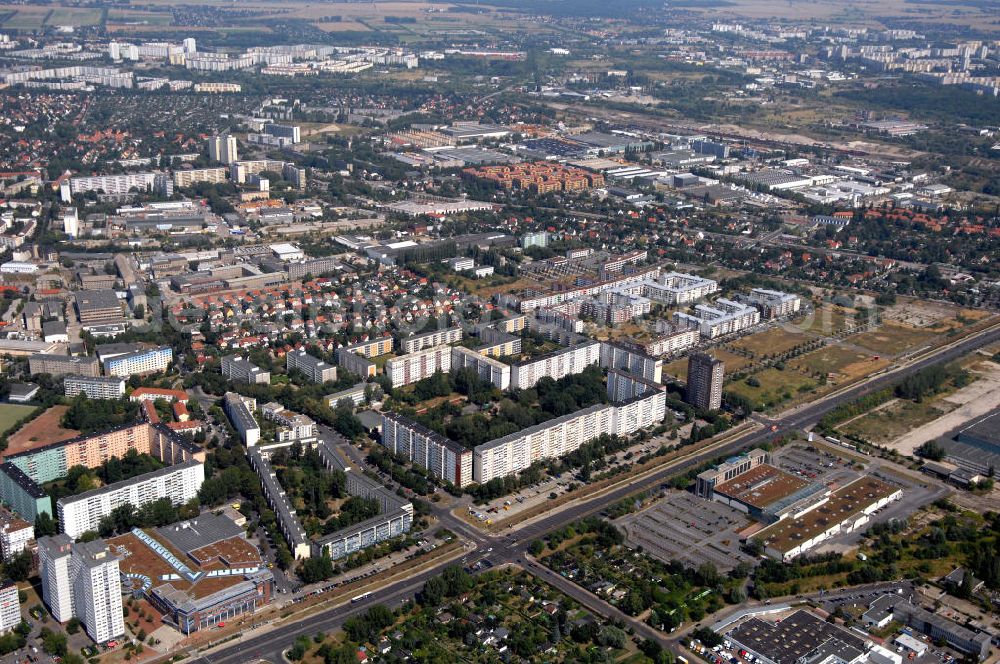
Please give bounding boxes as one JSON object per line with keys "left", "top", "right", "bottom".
{"left": 70, "top": 540, "right": 124, "bottom": 644}
{"left": 208, "top": 135, "right": 238, "bottom": 164}
{"left": 38, "top": 534, "right": 75, "bottom": 623}
{"left": 0, "top": 581, "right": 20, "bottom": 634}
{"left": 37, "top": 535, "right": 125, "bottom": 643}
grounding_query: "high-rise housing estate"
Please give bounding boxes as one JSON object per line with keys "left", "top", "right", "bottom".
{"left": 207, "top": 135, "right": 239, "bottom": 164}
{"left": 70, "top": 540, "right": 125, "bottom": 643}
{"left": 510, "top": 341, "right": 601, "bottom": 390}
{"left": 638, "top": 272, "right": 719, "bottom": 305}
{"left": 381, "top": 413, "right": 473, "bottom": 487}
{"left": 57, "top": 460, "right": 205, "bottom": 538}
{"left": 285, "top": 349, "right": 337, "bottom": 384}
{"left": 400, "top": 326, "right": 463, "bottom": 353}
{"left": 686, "top": 352, "right": 724, "bottom": 411}
{"left": 0, "top": 580, "right": 19, "bottom": 634}
{"left": 64, "top": 375, "right": 126, "bottom": 400}
{"left": 450, "top": 346, "right": 511, "bottom": 390}
{"left": 521, "top": 231, "right": 548, "bottom": 248}
{"left": 102, "top": 346, "right": 173, "bottom": 376}
{"left": 38, "top": 534, "right": 75, "bottom": 622}
{"left": 221, "top": 354, "right": 271, "bottom": 384}
{"left": 223, "top": 392, "right": 260, "bottom": 447}
{"left": 38, "top": 535, "right": 124, "bottom": 643}
{"left": 385, "top": 346, "right": 452, "bottom": 388}
{"left": 740, "top": 289, "right": 803, "bottom": 320}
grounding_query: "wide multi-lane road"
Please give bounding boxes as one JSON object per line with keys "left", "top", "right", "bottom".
{"left": 194, "top": 322, "right": 1000, "bottom": 664}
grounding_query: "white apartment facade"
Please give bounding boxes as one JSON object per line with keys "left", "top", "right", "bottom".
{"left": 742, "top": 288, "right": 802, "bottom": 319}
{"left": 473, "top": 388, "right": 665, "bottom": 483}
{"left": 221, "top": 354, "right": 271, "bottom": 384}
{"left": 381, "top": 413, "right": 473, "bottom": 488}
{"left": 57, "top": 461, "right": 204, "bottom": 538}
{"left": 208, "top": 135, "right": 239, "bottom": 164}
{"left": 64, "top": 172, "right": 172, "bottom": 201}
{"left": 0, "top": 509, "right": 33, "bottom": 561}
{"left": 450, "top": 346, "right": 511, "bottom": 390}
{"left": 286, "top": 349, "right": 337, "bottom": 384}
{"left": 103, "top": 347, "right": 173, "bottom": 377}
{"left": 642, "top": 324, "right": 700, "bottom": 357}
{"left": 70, "top": 541, "right": 124, "bottom": 643}
{"left": 510, "top": 341, "right": 601, "bottom": 390}
{"left": 223, "top": 392, "right": 260, "bottom": 447}
{"left": 599, "top": 341, "right": 663, "bottom": 384}
{"left": 386, "top": 346, "right": 452, "bottom": 388}
{"left": 674, "top": 298, "right": 761, "bottom": 339}
{"left": 64, "top": 375, "right": 126, "bottom": 400}
{"left": 173, "top": 168, "right": 229, "bottom": 188}
{"left": 638, "top": 271, "right": 719, "bottom": 305}
{"left": 38, "top": 534, "right": 75, "bottom": 623}
{"left": 400, "top": 326, "right": 463, "bottom": 354}
{"left": 0, "top": 581, "right": 19, "bottom": 634}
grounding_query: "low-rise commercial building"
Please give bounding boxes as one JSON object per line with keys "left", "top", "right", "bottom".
{"left": 108, "top": 512, "right": 273, "bottom": 635}
{"left": 753, "top": 476, "right": 902, "bottom": 561}
{"left": 727, "top": 609, "right": 868, "bottom": 664}
{"left": 889, "top": 599, "right": 990, "bottom": 660}
{"left": 696, "top": 448, "right": 769, "bottom": 499}
{"left": 75, "top": 289, "right": 124, "bottom": 325}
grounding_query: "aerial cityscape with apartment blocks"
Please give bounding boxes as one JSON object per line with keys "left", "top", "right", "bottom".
{"left": 0, "top": 0, "right": 996, "bottom": 662}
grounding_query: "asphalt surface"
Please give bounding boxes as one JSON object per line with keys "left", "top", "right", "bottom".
{"left": 194, "top": 323, "right": 1000, "bottom": 664}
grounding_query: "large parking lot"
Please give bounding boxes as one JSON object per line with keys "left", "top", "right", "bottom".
{"left": 617, "top": 491, "right": 756, "bottom": 572}
{"left": 771, "top": 443, "right": 858, "bottom": 487}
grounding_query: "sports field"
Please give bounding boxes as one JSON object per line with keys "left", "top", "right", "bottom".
{"left": 4, "top": 405, "right": 79, "bottom": 458}
{"left": 0, "top": 404, "right": 36, "bottom": 438}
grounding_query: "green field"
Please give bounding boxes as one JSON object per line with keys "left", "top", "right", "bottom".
{"left": 107, "top": 9, "right": 173, "bottom": 26}
{"left": 838, "top": 398, "right": 955, "bottom": 445}
{"left": 849, "top": 322, "right": 939, "bottom": 357}
{"left": 46, "top": 8, "right": 103, "bottom": 26}
{"left": 724, "top": 367, "right": 817, "bottom": 409}
{"left": 0, "top": 404, "right": 37, "bottom": 437}
{"left": 1, "top": 8, "right": 49, "bottom": 30}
